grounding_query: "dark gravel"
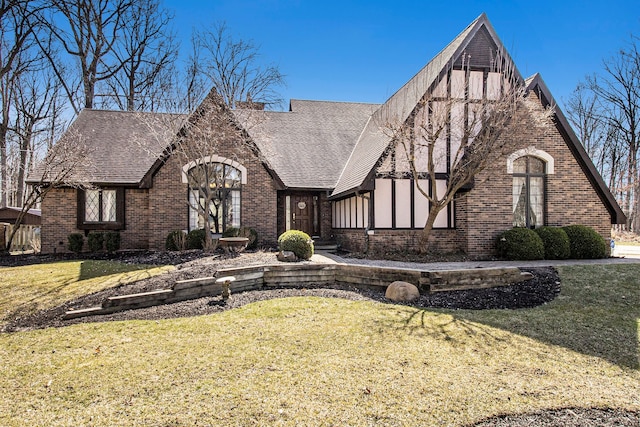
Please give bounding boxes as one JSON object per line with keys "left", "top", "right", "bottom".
{"left": 470, "top": 407, "right": 639, "bottom": 427}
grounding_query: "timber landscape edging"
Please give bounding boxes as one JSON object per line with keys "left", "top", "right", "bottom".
{"left": 63, "top": 263, "right": 533, "bottom": 320}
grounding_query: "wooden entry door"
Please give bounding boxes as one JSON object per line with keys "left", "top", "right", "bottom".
{"left": 291, "top": 194, "right": 314, "bottom": 236}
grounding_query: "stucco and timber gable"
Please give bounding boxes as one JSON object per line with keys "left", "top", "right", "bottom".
{"left": 30, "top": 13, "right": 624, "bottom": 258}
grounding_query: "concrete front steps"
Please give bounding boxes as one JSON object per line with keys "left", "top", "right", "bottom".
{"left": 63, "top": 263, "right": 532, "bottom": 320}
{"left": 313, "top": 240, "right": 338, "bottom": 252}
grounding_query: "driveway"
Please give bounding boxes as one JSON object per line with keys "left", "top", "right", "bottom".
{"left": 613, "top": 244, "right": 640, "bottom": 259}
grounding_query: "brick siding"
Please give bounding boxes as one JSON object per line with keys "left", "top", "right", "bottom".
{"left": 333, "top": 94, "right": 613, "bottom": 258}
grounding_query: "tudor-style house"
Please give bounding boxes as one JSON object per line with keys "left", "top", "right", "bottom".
{"left": 29, "top": 13, "right": 625, "bottom": 258}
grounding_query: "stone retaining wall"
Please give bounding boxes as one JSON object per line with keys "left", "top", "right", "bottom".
{"left": 63, "top": 263, "right": 532, "bottom": 320}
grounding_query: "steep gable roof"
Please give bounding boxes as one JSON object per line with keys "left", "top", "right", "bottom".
{"left": 27, "top": 109, "right": 187, "bottom": 186}
{"left": 525, "top": 73, "right": 626, "bottom": 224}
{"left": 237, "top": 100, "right": 378, "bottom": 189}
{"left": 331, "top": 13, "right": 519, "bottom": 198}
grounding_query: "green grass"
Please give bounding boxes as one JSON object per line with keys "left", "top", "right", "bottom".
{"left": 0, "top": 263, "right": 638, "bottom": 426}
{"left": 0, "top": 261, "right": 173, "bottom": 325}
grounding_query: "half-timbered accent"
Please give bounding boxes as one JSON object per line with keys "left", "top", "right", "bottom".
{"left": 30, "top": 14, "right": 625, "bottom": 258}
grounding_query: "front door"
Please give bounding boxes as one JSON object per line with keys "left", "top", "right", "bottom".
{"left": 291, "top": 194, "right": 315, "bottom": 236}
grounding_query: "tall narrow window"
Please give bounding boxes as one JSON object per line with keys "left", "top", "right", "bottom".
{"left": 187, "top": 162, "right": 242, "bottom": 233}
{"left": 512, "top": 156, "right": 545, "bottom": 228}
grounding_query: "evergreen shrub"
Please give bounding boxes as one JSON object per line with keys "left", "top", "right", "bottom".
{"left": 562, "top": 225, "right": 607, "bottom": 259}
{"left": 186, "top": 229, "right": 206, "bottom": 250}
{"left": 105, "top": 231, "right": 121, "bottom": 253}
{"left": 68, "top": 233, "right": 84, "bottom": 253}
{"left": 534, "top": 226, "right": 570, "bottom": 259}
{"left": 278, "top": 230, "right": 314, "bottom": 260}
{"left": 87, "top": 232, "right": 104, "bottom": 252}
{"left": 496, "top": 227, "right": 544, "bottom": 260}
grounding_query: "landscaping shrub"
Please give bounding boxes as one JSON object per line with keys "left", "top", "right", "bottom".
{"left": 104, "top": 231, "right": 121, "bottom": 253}
{"left": 68, "top": 233, "right": 84, "bottom": 253}
{"left": 186, "top": 229, "right": 206, "bottom": 250}
{"left": 87, "top": 232, "right": 104, "bottom": 252}
{"left": 562, "top": 224, "right": 607, "bottom": 259}
{"left": 166, "top": 230, "right": 187, "bottom": 251}
{"left": 278, "top": 230, "right": 314, "bottom": 260}
{"left": 534, "top": 226, "right": 570, "bottom": 260}
{"left": 496, "top": 227, "right": 544, "bottom": 260}
{"left": 222, "top": 226, "right": 259, "bottom": 250}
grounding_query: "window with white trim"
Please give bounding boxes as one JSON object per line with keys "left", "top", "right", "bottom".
{"left": 512, "top": 156, "right": 545, "bottom": 228}
{"left": 187, "top": 162, "right": 242, "bottom": 233}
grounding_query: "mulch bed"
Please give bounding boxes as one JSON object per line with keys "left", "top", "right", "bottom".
{"left": 3, "top": 250, "right": 559, "bottom": 332}
{"left": 470, "top": 407, "right": 639, "bottom": 426}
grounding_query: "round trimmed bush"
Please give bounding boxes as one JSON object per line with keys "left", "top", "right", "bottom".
{"left": 278, "top": 230, "right": 314, "bottom": 260}
{"left": 496, "top": 227, "right": 544, "bottom": 260}
{"left": 222, "top": 226, "right": 259, "bottom": 250}
{"left": 562, "top": 225, "right": 607, "bottom": 259}
{"left": 186, "top": 229, "right": 206, "bottom": 250}
{"left": 534, "top": 226, "right": 570, "bottom": 260}
{"left": 166, "top": 230, "right": 187, "bottom": 251}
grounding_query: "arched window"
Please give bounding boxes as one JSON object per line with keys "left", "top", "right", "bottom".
{"left": 186, "top": 162, "right": 242, "bottom": 234}
{"left": 512, "top": 156, "right": 545, "bottom": 228}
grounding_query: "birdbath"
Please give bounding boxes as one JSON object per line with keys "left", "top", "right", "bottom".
{"left": 218, "top": 237, "right": 249, "bottom": 254}
{"left": 215, "top": 276, "right": 236, "bottom": 300}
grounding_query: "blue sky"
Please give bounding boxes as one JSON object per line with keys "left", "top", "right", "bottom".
{"left": 164, "top": 0, "right": 639, "bottom": 110}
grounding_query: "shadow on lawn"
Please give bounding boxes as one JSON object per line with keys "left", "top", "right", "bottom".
{"left": 1, "top": 261, "right": 156, "bottom": 324}
{"left": 376, "top": 264, "right": 639, "bottom": 369}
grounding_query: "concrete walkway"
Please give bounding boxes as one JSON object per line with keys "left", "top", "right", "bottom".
{"left": 314, "top": 251, "right": 640, "bottom": 271}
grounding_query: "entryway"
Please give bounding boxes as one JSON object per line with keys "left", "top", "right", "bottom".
{"left": 282, "top": 192, "right": 320, "bottom": 238}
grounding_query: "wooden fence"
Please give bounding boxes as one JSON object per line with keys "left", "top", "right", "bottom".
{"left": 1, "top": 223, "right": 41, "bottom": 253}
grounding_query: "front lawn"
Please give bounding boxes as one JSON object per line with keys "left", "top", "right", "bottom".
{"left": 0, "top": 263, "right": 638, "bottom": 426}
{"left": 0, "top": 260, "right": 173, "bottom": 326}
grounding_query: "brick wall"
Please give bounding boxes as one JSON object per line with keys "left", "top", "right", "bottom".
{"left": 333, "top": 93, "right": 613, "bottom": 259}
{"left": 464, "top": 93, "right": 612, "bottom": 258}
{"left": 41, "top": 188, "right": 78, "bottom": 253}
{"left": 147, "top": 135, "right": 279, "bottom": 250}
{"left": 40, "top": 187, "right": 150, "bottom": 254}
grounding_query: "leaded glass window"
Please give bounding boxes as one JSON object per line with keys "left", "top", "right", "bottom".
{"left": 512, "top": 156, "right": 545, "bottom": 228}
{"left": 85, "top": 189, "right": 117, "bottom": 223}
{"left": 187, "top": 163, "right": 242, "bottom": 233}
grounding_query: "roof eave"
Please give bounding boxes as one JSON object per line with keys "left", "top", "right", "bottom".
{"left": 526, "top": 74, "right": 627, "bottom": 225}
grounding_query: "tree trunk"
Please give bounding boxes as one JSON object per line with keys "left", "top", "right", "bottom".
{"left": 419, "top": 205, "right": 444, "bottom": 254}
{"left": 16, "top": 127, "right": 32, "bottom": 206}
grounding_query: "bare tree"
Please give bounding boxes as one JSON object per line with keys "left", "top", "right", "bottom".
{"left": 192, "top": 22, "right": 285, "bottom": 110}
{"left": 587, "top": 35, "right": 640, "bottom": 230}
{"left": 5, "top": 127, "right": 89, "bottom": 251}
{"left": 381, "top": 54, "right": 552, "bottom": 252}
{"left": 10, "top": 66, "right": 66, "bottom": 206}
{"left": 105, "top": 0, "right": 178, "bottom": 111}
{"left": 42, "top": 0, "right": 133, "bottom": 112}
{"left": 0, "top": 0, "right": 39, "bottom": 81}
{"left": 1, "top": 0, "right": 44, "bottom": 207}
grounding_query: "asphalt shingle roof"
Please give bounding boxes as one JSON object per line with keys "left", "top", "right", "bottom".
{"left": 237, "top": 100, "right": 379, "bottom": 189}
{"left": 28, "top": 109, "right": 186, "bottom": 185}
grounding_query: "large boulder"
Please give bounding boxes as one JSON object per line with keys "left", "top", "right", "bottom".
{"left": 385, "top": 281, "right": 420, "bottom": 302}
{"left": 277, "top": 250, "right": 298, "bottom": 262}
